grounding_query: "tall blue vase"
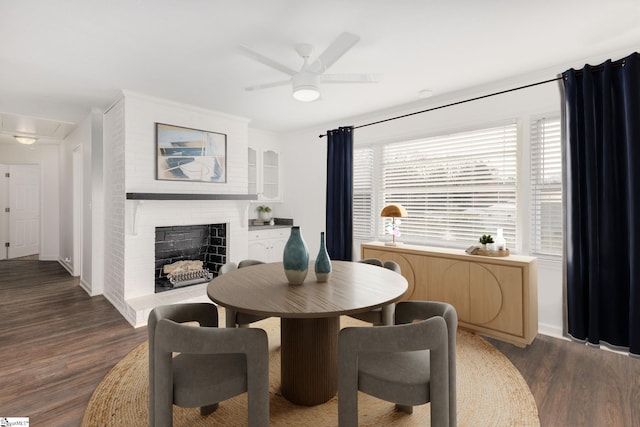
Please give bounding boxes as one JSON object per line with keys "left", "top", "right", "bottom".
{"left": 283, "top": 226, "right": 309, "bottom": 285}
{"left": 314, "top": 232, "right": 332, "bottom": 282}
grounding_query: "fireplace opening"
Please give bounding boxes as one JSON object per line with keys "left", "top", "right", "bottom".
{"left": 155, "top": 223, "right": 226, "bottom": 293}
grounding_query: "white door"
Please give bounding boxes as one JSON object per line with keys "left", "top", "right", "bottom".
{"left": 0, "top": 164, "right": 8, "bottom": 260}
{"left": 8, "top": 165, "right": 40, "bottom": 259}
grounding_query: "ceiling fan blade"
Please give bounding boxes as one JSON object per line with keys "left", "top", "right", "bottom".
{"left": 244, "top": 79, "right": 291, "bottom": 91}
{"left": 308, "top": 32, "right": 360, "bottom": 74}
{"left": 237, "top": 45, "right": 297, "bottom": 76}
{"left": 320, "top": 73, "right": 380, "bottom": 83}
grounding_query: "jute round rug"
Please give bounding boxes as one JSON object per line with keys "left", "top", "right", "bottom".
{"left": 83, "top": 315, "right": 539, "bottom": 426}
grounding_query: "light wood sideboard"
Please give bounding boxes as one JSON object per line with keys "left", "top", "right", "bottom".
{"left": 361, "top": 242, "right": 538, "bottom": 347}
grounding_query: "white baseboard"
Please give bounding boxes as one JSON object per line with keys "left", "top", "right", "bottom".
{"left": 537, "top": 325, "right": 631, "bottom": 356}
{"left": 103, "top": 291, "right": 134, "bottom": 327}
{"left": 79, "top": 278, "right": 97, "bottom": 296}
{"left": 538, "top": 322, "right": 565, "bottom": 340}
{"left": 58, "top": 258, "right": 74, "bottom": 275}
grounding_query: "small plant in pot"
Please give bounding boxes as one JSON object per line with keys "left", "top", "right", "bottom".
{"left": 257, "top": 205, "right": 272, "bottom": 221}
{"left": 479, "top": 234, "right": 494, "bottom": 249}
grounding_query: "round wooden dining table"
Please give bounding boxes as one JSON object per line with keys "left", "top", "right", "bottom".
{"left": 207, "top": 260, "right": 408, "bottom": 406}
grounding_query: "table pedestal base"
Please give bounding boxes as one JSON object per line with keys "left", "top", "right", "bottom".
{"left": 280, "top": 316, "right": 339, "bottom": 406}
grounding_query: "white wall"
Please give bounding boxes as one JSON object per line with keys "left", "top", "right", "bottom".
{"left": 90, "top": 109, "right": 105, "bottom": 295}
{"left": 103, "top": 96, "right": 126, "bottom": 317}
{"left": 103, "top": 91, "right": 253, "bottom": 326}
{"left": 0, "top": 143, "right": 60, "bottom": 261}
{"left": 279, "top": 72, "right": 565, "bottom": 337}
{"left": 61, "top": 110, "right": 102, "bottom": 294}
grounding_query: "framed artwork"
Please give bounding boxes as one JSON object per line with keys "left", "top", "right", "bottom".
{"left": 156, "top": 123, "right": 227, "bottom": 182}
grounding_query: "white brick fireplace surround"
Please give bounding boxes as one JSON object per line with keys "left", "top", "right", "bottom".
{"left": 102, "top": 91, "right": 253, "bottom": 327}
{"left": 121, "top": 198, "right": 250, "bottom": 326}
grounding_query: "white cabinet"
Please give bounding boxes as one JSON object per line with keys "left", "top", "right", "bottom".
{"left": 248, "top": 147, "right": 281, "bottom": 201}
{"left": 248, "top": 228, "right": 289, "bottom": 262}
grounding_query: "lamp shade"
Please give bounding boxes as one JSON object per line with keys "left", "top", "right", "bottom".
{"left": 380, "top": 203, "right": 407, "bottom": 218}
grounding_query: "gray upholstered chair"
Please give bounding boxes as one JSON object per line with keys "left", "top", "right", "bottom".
{"left": 148, "top": 303, "right": 269, "bottom": 427}
{"left": 347, "top": 258, "right": 402, "bottom": 326}
{"left": 358, "top": 257, "right": 384, "bottom": 267}
{"left": 218, "top": 261, "right": 237, "bottom": 275}
{"left": 338, "top": 301, "right": 457, "bottom": 427}
{"left": 237, "top": 259, "right": 265, "bottom": 269}
{"left": 218, "top": 260, "right": 270, "bottom": 328}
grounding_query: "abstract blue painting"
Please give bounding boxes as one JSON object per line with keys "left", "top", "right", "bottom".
{"left": 156, "top": 123, "right": 227, "bottom": 182}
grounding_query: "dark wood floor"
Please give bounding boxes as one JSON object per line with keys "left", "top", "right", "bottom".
{"left": 1, "top": 260, "right": 639, "bottom": 426}
{"left": 0, "top": 260, "right": 148, "bottom": 426}
{"left": 488, "top": 335, "right": 640, "bottom": 427}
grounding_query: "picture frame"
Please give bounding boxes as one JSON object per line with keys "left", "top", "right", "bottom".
{"left": 156, "top": 123, "right": 227, "bottom": 183}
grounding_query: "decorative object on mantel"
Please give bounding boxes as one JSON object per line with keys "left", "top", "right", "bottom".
{"left": 283, "top": 226, "right": 309, "bottom": 285}
{"left": 381, "top": 203, "right": 408, "bottom": 246}
{"left": 314, "top": 232, "right": 332, "bottom": 282}
{"left": 257, "top": 205, "right": 272, "bottom": 221}
{"left": 155, "top": 123, "right": 227, "bottom": 183}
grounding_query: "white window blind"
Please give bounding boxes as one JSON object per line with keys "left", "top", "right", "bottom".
{"left": 531, "top": 117, "right": 563, "bottom": 257}
{"left": 353, "top": 146, "right": 375, "bottom": 240}
{"left": 379, "top": 123, "right": 518, "bottom": 247}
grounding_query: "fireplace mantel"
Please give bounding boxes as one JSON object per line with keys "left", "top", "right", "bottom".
{"left": 126, "top": 193, "right": 258, "bottom": 201}
{"left": 126, "top": 192, "right": 257, "bottom": 236}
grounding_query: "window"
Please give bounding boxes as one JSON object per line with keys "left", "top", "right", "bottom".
{"left": 353, "top": 146, "right": 375, "bottom": 240}
{"left": 355, "top": 123, "right": 518, "bottom": 248}
{"left": 531, "top": 116, "right": 563, "bottom": 257}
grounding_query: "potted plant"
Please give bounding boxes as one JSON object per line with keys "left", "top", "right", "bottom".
{"left": 479, "top": 234, "right": 494, "bottom": 250}
{"left": 257, "top": 205, "right": 272, "bottom": 221}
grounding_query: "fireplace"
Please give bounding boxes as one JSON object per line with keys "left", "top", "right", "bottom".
{"left": 155, "top": 223, "right": 227, "bottom": 293}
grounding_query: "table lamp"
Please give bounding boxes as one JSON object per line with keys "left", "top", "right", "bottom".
{"left": 381, "top": 203, "right": 408, "bottom": 246}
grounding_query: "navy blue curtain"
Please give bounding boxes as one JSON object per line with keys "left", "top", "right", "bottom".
{"left": 326, "top": 126, "right": 353, "bottom": 261}
{"left": 563, "top": 52, "right": 640, "bottom": 355}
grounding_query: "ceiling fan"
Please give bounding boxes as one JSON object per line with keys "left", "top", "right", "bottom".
{"left": 238, "top": 32, "right": 379, "bottom": 102}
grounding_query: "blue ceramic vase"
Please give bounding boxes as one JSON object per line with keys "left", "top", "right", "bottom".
{"left": 283, "top": 226, "right": 309, "bottom": 285}
{"left": 314, "top": 232, "right": 332, "bottom": 282}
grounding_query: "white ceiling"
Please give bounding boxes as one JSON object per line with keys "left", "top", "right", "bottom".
{"left": 1, "top": 0, "right": 639, "bottom": 142}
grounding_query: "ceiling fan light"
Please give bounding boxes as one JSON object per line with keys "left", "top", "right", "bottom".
{"left": 292, "top": 72, "right": 320, "bottom": 102}
{"left": 293, "top": 86, "right": 320, "bottom": 102}
{"left": 15, "top": 136, "right": 38, "bottom": 145}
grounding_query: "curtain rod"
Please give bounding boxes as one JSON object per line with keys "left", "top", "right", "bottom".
{"left": 318, "top": 76, "right": 562, "bottom": 139}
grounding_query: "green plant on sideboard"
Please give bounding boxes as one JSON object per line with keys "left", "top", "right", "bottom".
{"left": 479, "top": 234, "right": 494, "bottom": 245}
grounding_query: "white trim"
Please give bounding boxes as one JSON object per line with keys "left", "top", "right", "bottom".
{"left": 538, "top": 323, "right": 565, "bottom": 339}
{"left": 121, "top": 90, "right": 252, "bottom": 125}
{"left": 58, "top": 257, "right": 73, "bottom": 275}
